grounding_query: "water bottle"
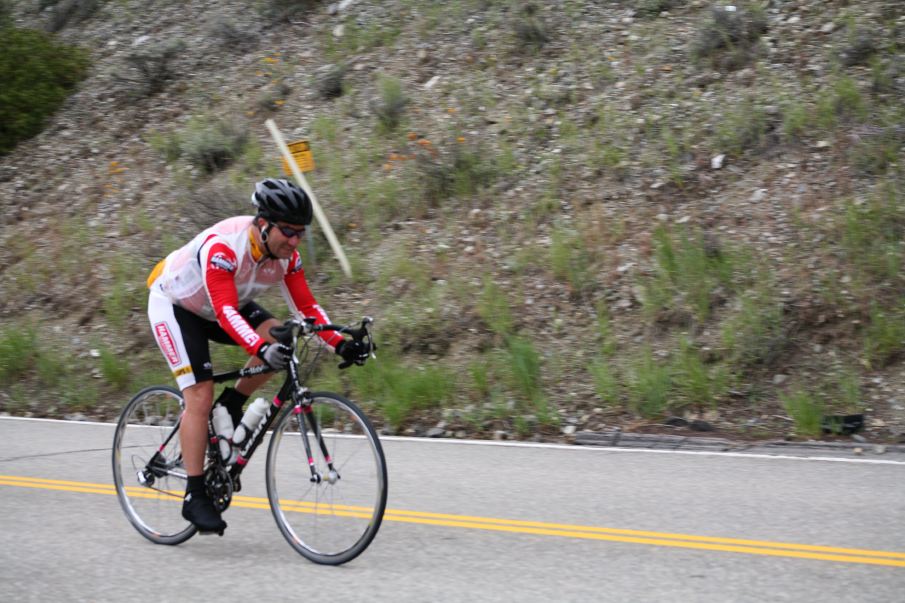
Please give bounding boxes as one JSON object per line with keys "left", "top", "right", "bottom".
{"left": 232, "top": 397, "right": 270, "bottom": 450}
{"left": 211, "top": 404, "right": 234, "bottom": 462}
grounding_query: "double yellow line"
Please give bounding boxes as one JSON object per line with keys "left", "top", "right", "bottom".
{"left": 3, "top": 473, "right": 905, "bottom": 568}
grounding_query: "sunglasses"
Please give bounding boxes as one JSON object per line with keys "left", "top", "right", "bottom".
{"left": 272, "top": 223, "right": 306, "bottom": 239}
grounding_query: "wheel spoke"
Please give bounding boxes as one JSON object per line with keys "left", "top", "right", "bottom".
{"left": 266, "top": 393, "right": 387, "bottom": 565}
{"left": 112, "top": 386, "right": 196, "bottom": 545}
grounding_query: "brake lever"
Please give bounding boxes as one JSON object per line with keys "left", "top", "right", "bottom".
{"left": 361, "top": 316, "right": 377, "bottom": 359}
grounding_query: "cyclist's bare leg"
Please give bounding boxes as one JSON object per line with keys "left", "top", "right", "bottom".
{"left": 233, "top": 318, "right": 282, "bottom": 396}
{"left": 181, "top": 379, "right": 214, "bottom": 476}
{"left": 179, "top": 379, "right": 226, "bottom": 532}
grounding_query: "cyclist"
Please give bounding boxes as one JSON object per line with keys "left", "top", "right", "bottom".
{"left": 146, "top": 177, "right": 369, "bottom": 534}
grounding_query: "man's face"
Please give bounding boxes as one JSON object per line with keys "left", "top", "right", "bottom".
{"left": 267, "top": 221, "right": 306, "bottom": 259}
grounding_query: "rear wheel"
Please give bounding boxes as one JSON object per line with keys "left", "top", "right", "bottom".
{"left": 266, "top": 392, "right": 387, "bottom": 565}
{"left": 112, "top": 385, "right": 196, "bottom": 545}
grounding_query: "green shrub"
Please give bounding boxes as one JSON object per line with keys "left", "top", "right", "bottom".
{"left": 341, "top": 19, "right": 401, "bottom": 53}
{"left": 815, "top": 76, "right": 868, "bottom": 132}
{"left": 513, "top": 10, "right": 549, "bottom": 53}
{"left": 669, "top": 339, "right": 727, "bottom": 409}
{"left": 661, "top": 127, "right": 688, "bottom": 186}
{"left": 35, "top": 346, "right": 67, "bottom": 388}
{"left": 477, "top": 278, "right": 514, "bottom": 337}
{"left": 46, "top": 0, "right": 102, "bottom": 33}
{"left": 375, "top": 281, "right": 455, "bottom": 357}
{"left": 722, "top": 280, "right": 788, "bottom": 368}
{"left": 636, "top": 0, "right": 683, "bottom": 18}
{"left": 103, "top": 253, "right": 146, "bottom": 328}
{"left": 255, "top": 80, "right": 291, "bottom": 113}
{"left": 590, "top": 359, "right": 620, "bottom": 405}
{"left": 626, "top": 348, "right": 672, "bottom": 418}
{"left": 4, "top": 383, "right": 29, "bottom": 413}
{"left": 0, "top": 27, "right": 89, "bottom": 154}
{"left": 121, "top": 39, "right": 184, "bottom": 97}
{"left": 596, "top": 302, "right": 617, "bottom": 357}
{"left": 362, "top": 176, "right": 411, "bottom": 228}
{"left": 263, "top": 0, "right": 321, "bottom": 23}
{"left": 375, "top": 250, "right": 433, "bottom": 299}
{"left": 208, "top": 18, "right": 256, "bottom": 53}
{"left": 318, "top": 64, "right": 346, "bottom": 100}
{"left": 146, "top": 129, "right": 181, "bottom": 163}
{"left": 550, "top": 224, "right": 595, "bottom": 299}
{"left": 59, "top": 374, "right": 99, "bottom": 412}
{"left": 691, "top": 5, "right": 767, "bottom": 71}
{"left": 840, "top": 185, "right": 904, "bottom": 282}
{"left": 100, "top": 346, "right": 131, "bottom": 390}
{"left": 417, "top": 142, "right": 498, "bottom": 204}
{"left": 371, "top": 75, "right": 408, "bottom": 134}
{"left": 717, "top": 99, "right": 769, "bottom": 156}
{"left": 504, "top": 336, "right": 544, "bottom": 407}
{"left": 178, "top": 117, "right": 249, "bottom": 174}
{"left": 781, "top": 100, "right": 809, "bottom": 142}
{"left": 0, "top": 324, "right": 38, "bottom": 385}
{"left": 850, "top": 110, "right": 905, "bottom": 175}
{"left": 646, "top": 226, "right": 735, "bottom": 323}
{"left": 864, "top": 303, "right": 905, "bottom": 367}
{"left": 349, "top": 354, "right": 455, "bottom": 429}
{"left": 782, "top": 390, "right": 823, "bottom": 437}
{"left": 469, "top": 359, "right": 492, "bottom": 400}
{"left": 870, "top": 56, "right": 899, "bottom": 94}
{"left": 591, "top": 140, "right": 627, "bottom": 174}
{"left": 831, "top": 76, "right": 867, "bottom": 122}
{"left": 839, "top": 28, "right": 878, "bottom": 67}
{"left": 782, "top": 370, "right": 865, "bottom": 437}
{"left": 832, "top": 367, "right": 864, "bottom": 414}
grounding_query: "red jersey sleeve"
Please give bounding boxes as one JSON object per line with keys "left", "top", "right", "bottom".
{"left": 282, "top": 251, "right": 343, "bottom": 348}
{"left": 200, "top": 239, "right": 265, "bottom": 356}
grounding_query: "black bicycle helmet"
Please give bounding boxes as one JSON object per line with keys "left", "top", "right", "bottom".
{"left": 251, "top": 178, "right": 313, "bottom": 225}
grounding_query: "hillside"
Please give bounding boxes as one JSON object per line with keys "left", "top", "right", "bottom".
{"left": 1, "top": 0, "right": 903, "bottom": 445}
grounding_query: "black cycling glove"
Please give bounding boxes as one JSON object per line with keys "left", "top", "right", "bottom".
{"left": 335, "top": 339, "right": 370, "bottom": 369}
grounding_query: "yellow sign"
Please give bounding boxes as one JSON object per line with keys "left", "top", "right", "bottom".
{"left": 281, "top": 139, "right": 315, "bottom": 174}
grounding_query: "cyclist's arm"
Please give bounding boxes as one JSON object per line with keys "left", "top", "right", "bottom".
{"left": 200, "top": 239, "right": 266, "bottom": 356}
{"left": 282, "top": 251, "right": 343, "bottom": 349}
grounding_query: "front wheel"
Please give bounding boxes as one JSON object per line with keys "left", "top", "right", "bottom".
{"left": 265, "top": 392, "right": 388, "bottom": 565}
{"left": 112, "top": 385, "right": 196, "bottom": 545}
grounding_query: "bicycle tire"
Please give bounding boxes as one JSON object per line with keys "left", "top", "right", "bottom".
{"left": 112, "top": 385, "right": 197, "bottom": 545}
{"left": 265, "top": 392, "right": 388, "bottom": 565}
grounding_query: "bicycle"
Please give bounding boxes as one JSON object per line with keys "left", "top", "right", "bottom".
{"left": 111, "top": 317, "right": 387, "bottom": 565}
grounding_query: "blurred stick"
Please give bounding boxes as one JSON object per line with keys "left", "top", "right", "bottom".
{"left": 265, "top": 118, "right": 352, "bottom": 278}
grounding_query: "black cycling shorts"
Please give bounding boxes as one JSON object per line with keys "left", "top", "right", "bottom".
{"left": 148, "top": 294, "right": 273, "bottom": 389}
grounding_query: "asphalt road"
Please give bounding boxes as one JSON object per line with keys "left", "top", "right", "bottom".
{"left": 1, "top": 417, "right": 904, "bottom": 602}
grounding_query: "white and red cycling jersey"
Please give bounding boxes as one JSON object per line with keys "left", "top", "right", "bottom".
{"left": 148, "top": 216, "right": 342, "bottom": 356}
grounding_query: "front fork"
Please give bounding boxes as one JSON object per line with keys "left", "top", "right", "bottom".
{"left": 295, "top": 392, "right": 340, "bottom": 485}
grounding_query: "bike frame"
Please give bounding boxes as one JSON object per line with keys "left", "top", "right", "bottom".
{"left": 212, "top": 355, "right": 330, "bottom": 487}
{"left": 224, "top": 319, "right": 371, "bottom": 491}
{"left": 141, "top": 318, "right": 371, "bottom": 499}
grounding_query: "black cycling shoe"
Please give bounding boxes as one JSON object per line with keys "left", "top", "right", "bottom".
{"left": 182, "top": 491, "right": 227, "bottom": 534}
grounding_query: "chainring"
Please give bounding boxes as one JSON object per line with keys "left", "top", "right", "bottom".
{"left": 205, "top": 464, "right": 234, "bottom": 512}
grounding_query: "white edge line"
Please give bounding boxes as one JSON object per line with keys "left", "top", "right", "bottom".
{"left": 1, "top": 416, "right": 119, "bottom": 426}
{"left": 2, "top": 416, "right": 903, "bottom": 466}
{"left": 375, "top": 436, "right": 905, "bottom": 465}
